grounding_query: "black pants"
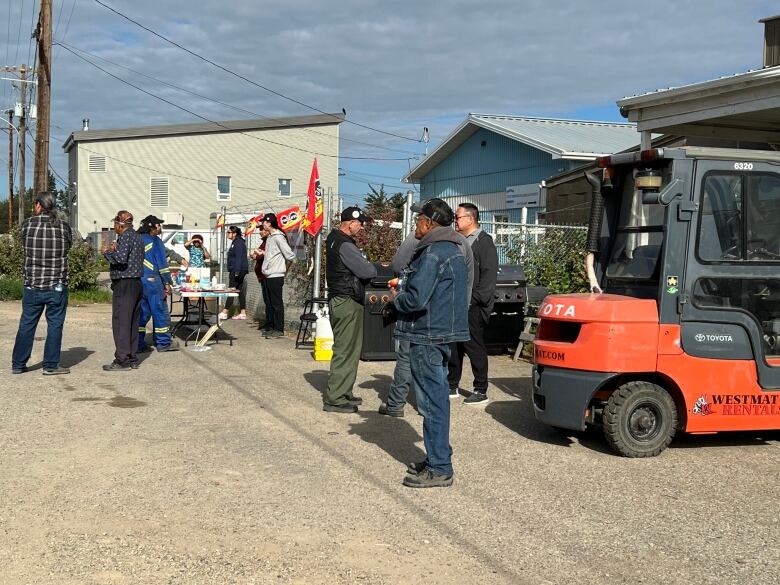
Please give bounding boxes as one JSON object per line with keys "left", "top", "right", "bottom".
{"left": 111, "top": 278, "right": 142, "bottom": 366}
{"left": 260, "top": 279, "right": 273, "bottom": 328}
{"left": 447, "top": 305, "right": 489, "bottom": 394}
{"left": 265, "top": 276, "right": 285, "bottom": 332}
{"left": 225, "top": 271, "right": 247, "bottom": 311}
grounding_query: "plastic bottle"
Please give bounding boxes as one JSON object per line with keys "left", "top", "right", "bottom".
{"left": 211, "top": 275, "right": 218, "bottom": 289}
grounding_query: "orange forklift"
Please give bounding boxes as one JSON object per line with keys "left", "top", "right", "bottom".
{"left": 532, "top": 147, "right": 780, "bottom": 456}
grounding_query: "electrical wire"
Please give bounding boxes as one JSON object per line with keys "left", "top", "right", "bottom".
{"left": 25, "top": 0, "right": 37, "bottom": 72}
{"left": 53, "top": 0, "right": 77, "bottom": 63}
{"left": 57, "top": 41, "right": 421, "bottom": 158}
{"left": 14, "top": 0, "right": 25, "bottom": 66}
{"left": 57, "top": 43, "right": 414, "bottom": 162}
{"left": 91, "top": 0, "right": 424, "bottom": 143}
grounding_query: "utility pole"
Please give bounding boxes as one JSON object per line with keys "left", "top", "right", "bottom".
{"left": 18, "top": 65, "right": 27, "bottom": 225}
{"left": 33, "top": 0, "right": 52, "bottom": 196}
{"left": 7, "top": 110, "right": 13, "bottom": 228}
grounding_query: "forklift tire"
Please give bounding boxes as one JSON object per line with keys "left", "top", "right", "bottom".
{"left": 602, "top": 381, "right": 677, "bottom": 458}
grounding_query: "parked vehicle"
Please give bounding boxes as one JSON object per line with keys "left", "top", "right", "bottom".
{"left": 532, "top": 147, "right": 780, "bottom": 456}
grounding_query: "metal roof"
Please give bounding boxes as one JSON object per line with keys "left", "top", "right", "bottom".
{"left": 617, "top": 65, "right": 780, "bottom": 141}
{"left": 402, "top": 114, "right": 639, "bottom": 183}
{"left": 62, "top": 112, "right": 345, "bottom": 152}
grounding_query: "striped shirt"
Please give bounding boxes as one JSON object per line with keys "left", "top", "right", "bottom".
{"left": 21, "top": 214, "right": 73, "bottom": 290}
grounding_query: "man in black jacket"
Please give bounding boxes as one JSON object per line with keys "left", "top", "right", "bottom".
{"left": 448, "top": 203, "right": 498, "bottom": 405}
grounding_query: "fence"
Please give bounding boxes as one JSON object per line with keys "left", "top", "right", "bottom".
{"left": 478, "top": 221, "right": 587, "bottom": 265}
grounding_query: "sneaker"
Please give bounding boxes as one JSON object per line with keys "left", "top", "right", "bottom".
{"left": 346, "top": 395, "right": 363, "bottom": 405}
{"left": 103, "top": 362, "right": 131, "bottom": 372}
{"left": 42, "top": 367, "right": 70, "bottom": 375}
{"left": 464, "top": 391, "right": 488, "bottom": 405}
{"left": 449, "top": 387, "right": 462, "bottom": 399}
{"left": 378, "top": 403, "right": 404, "bottom": 418}
{"left": 130, "top": 362, "right": 140, "bottom": 370}
{"left": 402, "top": 467, "right": 454, "bottom": 488}
{"left": 322, "top": 402, "right": 358, "bottom": 414}
{"left": 231, "top": 313, "right": 247, "bottom": 320}
{"left": 265, "top": 330, "right": 284, "bottom": 339}
{"left": 218, "top": 312, "right": 228, "bottom": 321}
{"left": 406, "top": 461, "right": 427, "bottom": 475}
{"left": 11, "top": 366, "right": 28, "bottom": 374}
{"left": 156, "top": 341, "right": 180, "bottom": 352}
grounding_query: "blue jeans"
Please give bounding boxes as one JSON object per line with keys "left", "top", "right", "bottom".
{"left": 12, "top": 285, "right": 69, "bottom": 370}
{"left": 387, "top": 339, "right": 422, "bottom": 414}
{"left": 410, "top": 342, "right": 453, "bottom": 476}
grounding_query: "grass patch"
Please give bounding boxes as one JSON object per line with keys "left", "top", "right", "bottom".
{"left": 70, "top": 288, "right": 112, "bottom": 304}
{"left": 0, "top": 276, "right": 111, "bottom": 303}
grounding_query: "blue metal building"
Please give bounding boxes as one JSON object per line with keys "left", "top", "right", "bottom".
{"left": 402, "top": 114, "right": 641, "bottom": 225}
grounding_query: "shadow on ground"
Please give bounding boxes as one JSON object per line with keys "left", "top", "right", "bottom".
{"left": 348, "top": 411, "right": 426, "bottom": 466}
{"left": 60, "top": 346, "right": 95, "bottom": 368}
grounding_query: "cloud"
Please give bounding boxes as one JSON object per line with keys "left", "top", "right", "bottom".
{"left": 0, "top": 0, "right": 776, "bottom": 196}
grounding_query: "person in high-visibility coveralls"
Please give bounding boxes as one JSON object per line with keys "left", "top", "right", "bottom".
{"left": 137, "top": 215, "right": 179, "bottom": 352}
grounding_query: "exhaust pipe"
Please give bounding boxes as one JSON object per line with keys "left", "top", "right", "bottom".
{"left": 585, "top": 172, "right": 603, "bottom": 253}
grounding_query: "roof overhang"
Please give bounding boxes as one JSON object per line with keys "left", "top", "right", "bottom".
{"left": 617, "top": 66, "right": 780, "bottom": 142}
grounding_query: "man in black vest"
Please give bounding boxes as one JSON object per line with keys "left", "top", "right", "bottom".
{"left": 448, "top": 203, "right": 498, "bottom": 404}
{"left": 323, "top": 206, "right": 376, "bottom": 413}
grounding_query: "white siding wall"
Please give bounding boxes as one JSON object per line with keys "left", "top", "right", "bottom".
{"left": 74, "top": 124, "right": 340, "bottom": 234}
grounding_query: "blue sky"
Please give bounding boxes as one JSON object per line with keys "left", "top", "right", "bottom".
{"left": 0, "top": 0, "right": 776, "bottom": 207}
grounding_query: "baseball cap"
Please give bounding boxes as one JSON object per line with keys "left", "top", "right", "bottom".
{"left": 340, "top": 206, "right": 368, "bottom": 224}
{"left": 261, "top": 213, "right": 279, "bottom": 229}
{"left": 112, "top": 210, "right": 133, "bottom": 225}
{"left": 409, "top": 198, "right": 454, "bottom": 226}
{"left": 141, "top": 214, "right": 164, "bottom": 228}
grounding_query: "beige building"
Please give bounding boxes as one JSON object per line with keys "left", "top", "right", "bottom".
{"left": 62, "top": 113, "right": 343, "bottom": 236}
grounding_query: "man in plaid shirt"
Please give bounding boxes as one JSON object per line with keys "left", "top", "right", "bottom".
{"left": 12, "top": 192, "right": 74, "bottom": 375}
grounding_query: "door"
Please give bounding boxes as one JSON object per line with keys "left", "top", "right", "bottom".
{"left": 682, "top": 159, "right": 780, "bottom": 389}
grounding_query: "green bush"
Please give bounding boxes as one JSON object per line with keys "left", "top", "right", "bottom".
{"left": 0, "top": 224, "right": 103, "bottom": 293}
{"left": 0, "top": 276, "right": 23, "bottom": 300}
{"left": 507, "top": 228, "right": 589, "bottom": 294}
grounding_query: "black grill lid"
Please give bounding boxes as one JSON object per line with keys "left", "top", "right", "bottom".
{"left": 496, "top": 264, "right": 526, "bottom": 286}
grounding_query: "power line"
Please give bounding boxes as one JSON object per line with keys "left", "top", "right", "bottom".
{"left": 57, "top": 41, "right": 421, "bottom": 157}
{"left": 57, "top": 43, "right": 414, "bottom": 162}
{"left": 91, "top": 0, "right": 424, "bottom": 143}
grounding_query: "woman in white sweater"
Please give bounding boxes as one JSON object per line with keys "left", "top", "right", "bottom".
{"left": 258, "top": 213, "right": 296, "bottom": 338}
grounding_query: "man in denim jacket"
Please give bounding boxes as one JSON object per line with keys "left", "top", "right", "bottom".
{"left": 391, "top": 198, "right": 469, "bottom": 488}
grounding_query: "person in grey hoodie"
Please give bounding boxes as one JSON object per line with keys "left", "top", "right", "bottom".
{"left": 378, "top": 221, "right": 474, "bottom": 418}
{"left": 259, "top": 213, "right": 296, "bottom": 338}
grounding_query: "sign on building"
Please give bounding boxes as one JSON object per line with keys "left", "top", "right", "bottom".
{"left": 506, "top": 183, "right": 541, "bottom": 207}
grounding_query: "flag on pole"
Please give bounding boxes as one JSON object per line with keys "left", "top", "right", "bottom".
{"left": 278, "top": 205, "right": 302, "bottom": 233}
{"left": 302, "top": 158, "right": 324, "bottom": 236}
{"left": 245, "top": 213, "right": 263, "bottom": 236}
{"left": 215, "top": 213, "right": 225, "bottom": 229}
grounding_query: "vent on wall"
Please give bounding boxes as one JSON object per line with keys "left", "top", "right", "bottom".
{"left": 150, "top": 177, "right": 169, "bottom": 207}
{"left": 88, "top": 154, "right": 106, "bottom": 172}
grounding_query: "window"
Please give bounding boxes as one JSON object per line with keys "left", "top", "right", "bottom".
{"left": 150, "top": 177, "right": 169, "bottom": 207}
{"left": 493, "top": 213, "right": 509, "bottom": 245}
{"left": 217, "top": 176, "right": 231, "bottom": 201}
{"left": 698, "top": 173, "right": 780, "bottom": 262}
{"left": 88, "top": 154, "right": 106, "bottom": 172}
{"left": 278, "top": 178, "right": 291, "bottom": 197}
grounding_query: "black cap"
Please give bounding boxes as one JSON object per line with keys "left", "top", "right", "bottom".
{"left": 410, "top": 198, "right": 454, "bottom": 226}
{"left": 340, "top": 206, "right": 368, "bottom": 224}
{"left": 261, "top": 213, "right": 279, "bottom": 229}
{"left": 141, "top": 214, "right": 164, "bottom": 228}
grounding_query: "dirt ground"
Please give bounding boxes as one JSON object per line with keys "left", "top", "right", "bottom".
{"left": 0, "top": 301, "right": 778, "bottom": 585}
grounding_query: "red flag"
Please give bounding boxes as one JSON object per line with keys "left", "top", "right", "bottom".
{"left": 278, "top": 205, "right": 302, "bottom": 233}
{"left": 245, "top": 213, "right": 263, "bottom": 236}
{"left": 302, "top": 159, "right": 324, "bottom": 236}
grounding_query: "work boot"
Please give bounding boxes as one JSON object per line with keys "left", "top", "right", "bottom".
{"left": 346, "top": 395, "right": 363, "bottom": 405}
{"left": 42, "top": 367, "right": 70, "bottom": 376}
{"left": 406, "top": 461, "right": 427, "bottom": 475}
{"left": 402, "top": 467, "right": 454, "bottom": 488}
{"left": 323, "top": 403, "right": 358, "bottom": 414}
{"left": 378, "top": 403, "right": 404, "bottom": 418}
{"left": 157, "top": 340, "right": 180, "bottom": 352}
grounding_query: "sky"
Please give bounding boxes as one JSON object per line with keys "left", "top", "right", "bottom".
{"left": 0, "top": 0, "right": 777, "bottom": 207}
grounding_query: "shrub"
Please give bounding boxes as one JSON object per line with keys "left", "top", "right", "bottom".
{"left": 507, "top": 228, "right": 589, "bottom": 294}
{"left": 0, "top": 276, "right": 23, "bottom": 300}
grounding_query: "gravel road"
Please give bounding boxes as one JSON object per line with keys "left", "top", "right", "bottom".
{"left": 1, "top": 301, "right": 777, "bottom": 585}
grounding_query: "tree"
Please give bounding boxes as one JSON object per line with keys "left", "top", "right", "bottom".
{"left": 365, "top": 184, "right": 405, "bottom": 221}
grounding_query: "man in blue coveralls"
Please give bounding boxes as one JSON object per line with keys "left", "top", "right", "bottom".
{"left": 137, "top": 215, "right": 179, "bottom": 353}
